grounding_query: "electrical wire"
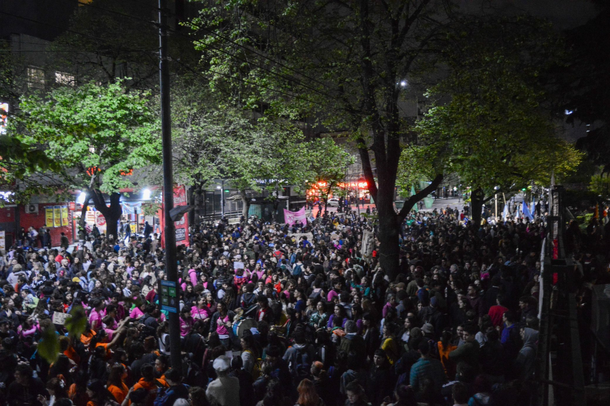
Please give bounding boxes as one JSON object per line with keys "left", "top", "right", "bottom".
{"left": 8, "top": 0, "right": 338, "bottom": 101}
{"left": 51, "top": 0, "right": 335, "bottom": 93}
{"left": 1, "top": 7, "right": 340, "bottom": 104}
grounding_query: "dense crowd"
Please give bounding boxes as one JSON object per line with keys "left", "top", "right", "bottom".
{"left": 0, "top": 205, "right": 601, "bottom": 406}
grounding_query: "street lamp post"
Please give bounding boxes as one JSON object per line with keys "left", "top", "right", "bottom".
{"left": 158, "top": 0, "right": 181, "bottom": 373}
{"left": 356, "top": 179, "right": 360, "bottom": 216}
{"left": 221, "top": 180, "right": 225, "bottom": 219}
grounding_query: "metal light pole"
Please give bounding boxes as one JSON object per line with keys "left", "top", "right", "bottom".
{"left": 158, "top": 0, "right": 181, "bottom": 373}
{"left": 356, "top": 178, "right": 360, "bottom": 216}
{"left": 494, "top": 186, "right": 499, "bottom": 221}
{"left": 221, "top": 180, "right": 225, "bottom": 218}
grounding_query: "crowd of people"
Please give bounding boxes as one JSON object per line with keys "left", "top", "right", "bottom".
{"left": 0, "top": 204, "right": 602, "bottom": 406}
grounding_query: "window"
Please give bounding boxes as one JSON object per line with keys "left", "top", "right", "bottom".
{"left": 55, "top": 71, "right": 75, "bottom": 86}
{"left": 27, "top": 67, "right": 45, "bottom": 89}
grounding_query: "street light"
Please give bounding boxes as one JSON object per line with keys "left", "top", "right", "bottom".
{"left": 494, "top": 186, "right": 499, "bottom": 220}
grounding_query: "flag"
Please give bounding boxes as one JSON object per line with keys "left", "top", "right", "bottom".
{"left": 531, "top": 197, "right": 536, "bottom": 218}
{"left": 502, "top": 203, "right": 509, "bottom": 221}
{"left": 522, "top": 200, "right": 534, "bottom": 221}
{"left": 410, "top": 185, "right": 418, "bottom": 212}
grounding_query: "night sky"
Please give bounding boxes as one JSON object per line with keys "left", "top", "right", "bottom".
{"left": 460, "top": 0, "right": 600, "bottom": 28}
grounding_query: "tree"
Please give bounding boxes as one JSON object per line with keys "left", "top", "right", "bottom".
{"left": 588, "top": 171, "right": 610, "bottom": 201}
{"left": 305, "top": 137, "right": 355, "bottom": 213}
{"left": 50, "top": 0, "right": 198, "bottom": 89}
{"left": 561, "top": 2, "right": 610, "bottom": 170}
{"left": 11, "top": 80, "right": 160, "bottom": 238}
{"left": 170, "top": 79, "right": 311, "bottom": 219}
{"left": 191, "top": 0, "right": 451, "bottom": 279}
{"left": 415, "top": 15, "right": 582, "bottom": 225}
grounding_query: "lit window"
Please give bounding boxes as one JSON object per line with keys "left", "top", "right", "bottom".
{"left": 55, "top": 71, "right": 75, "bottom": 86}
{"left": 27, "top": 67, "right": 45, "bottom": 89}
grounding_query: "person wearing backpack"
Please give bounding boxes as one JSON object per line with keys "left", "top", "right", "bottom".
{"left": 283, "top": 328, "right": 315, "bottom": 382}
{"left": 292, "top": 258, "right": 303, "bottom": 277}
{"left": 241, "top": 332, "right": 262, "bottom": 378}
{"left": 339, "top": 321, "right": 366, "bottom": 361}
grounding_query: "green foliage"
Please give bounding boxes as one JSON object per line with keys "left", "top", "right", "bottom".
{"left": 396, "top": 143, "right": 442, "bottom": 197}
{"left": 170, "top": 79, "right": 310, "bottom": 194}
{"left": 589, "top": 172, "right": 610, "bottom": 200}
{"left": 65, "top": 305, "right": 87, "bottom": 338}
{"left": 0, "top": 135, "right": 61, "bottom": 176}
{"left": 190, "top": 1, "right": 452, "bottom": 221}
{"left": 142, "top": 202, "right": 162, "bottom": 217}
{"left": 11, "top": 80, "right": 161, "bottom": 194}
{"left": 38, "top": 325, "right": 60, "bottom": 364}
{"left": 414, "top": 15, "right": 582, "bottom": 198}
{"left": 303, "top": 138, "right": 356, "bottom": 187}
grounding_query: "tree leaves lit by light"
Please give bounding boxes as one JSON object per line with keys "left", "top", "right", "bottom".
{"left": 38, "top": 325, "right": 60, "bottom": 364}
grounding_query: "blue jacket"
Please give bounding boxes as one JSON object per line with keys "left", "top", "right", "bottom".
{"left": 154, "top": 383, "right": 190, "bottom": 406}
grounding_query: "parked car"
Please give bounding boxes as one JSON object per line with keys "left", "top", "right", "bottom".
{"left": 327, "top": 197, "right": 340, "bottom": 207}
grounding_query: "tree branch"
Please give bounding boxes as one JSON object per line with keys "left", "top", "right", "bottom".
{"left": 397, "top": 173, "right": 443, "bottom": 222}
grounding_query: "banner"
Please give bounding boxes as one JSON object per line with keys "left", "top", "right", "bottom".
{"left": 46, "top": 208, "right": 54, "bottom": 227}
{"left": 53, "top": 206, "right": 61, "bottom": 227}
{"left": 122, "top": 202, "right": 142, "bottom": 215}
{"left": 283, "top": 207, "right": 307, "bottom": 227}
{"left": 61, "top": 206, "right": 69, "bottom": 226}
{"left": 361, "top": 230, "right": 375, "bottom": 259}
{"left": 174, "top": 185, "right": 189, "bottom": 247}
{"left": 161, "top": 185, "right": 190, "bottom": 249}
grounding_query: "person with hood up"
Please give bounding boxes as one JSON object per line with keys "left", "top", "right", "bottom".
{"left": 514, "top": 327, "right": 539, "bottom": 380}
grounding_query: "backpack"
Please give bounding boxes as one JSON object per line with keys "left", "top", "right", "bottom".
{"left": 292, "top": 263, "right": 303, "bottom": 277}
{"left": 245, "top": 350, "right": 263, "bottom": 380}
{"left": 183, "top": 357, "right": 207, "bottom": 387}
{"left": 291, "top": 346, "right": 312, "bottom": 380}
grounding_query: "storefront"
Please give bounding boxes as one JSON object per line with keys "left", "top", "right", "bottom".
{"left": 306, "top": 180, "right": 371, "bottom": 204}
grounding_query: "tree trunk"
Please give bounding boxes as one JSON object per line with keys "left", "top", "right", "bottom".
{"left": 471, "top": 188, "right": 485, "bottom": 227}
{"left": 377, "top": 208, "right": 401, "bottom": 281}
{"left": 187, "top": 186, "right": 196, "bottom": 226}
{"left": 240, "top": 189, "right": 250, "bottom": 218}
{"left": 78, "top": 194, "right": 90, "bottom": 228}
{"left": 372, "top": 174, "right": 444, "bottom": 280}
{"left": 89, "top": 190, "right": 122, "bottom": 242}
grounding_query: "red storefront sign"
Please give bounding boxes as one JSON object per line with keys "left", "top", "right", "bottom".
{"left": 160, "top": 185, "right": 189, "bottom": 249}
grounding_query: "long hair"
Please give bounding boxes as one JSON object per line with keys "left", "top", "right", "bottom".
{"left": 297, "top": 378, "right": 320, "bottom": 406}
{"left": 107, "top": 364, "right": 125, "bottom": 388}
